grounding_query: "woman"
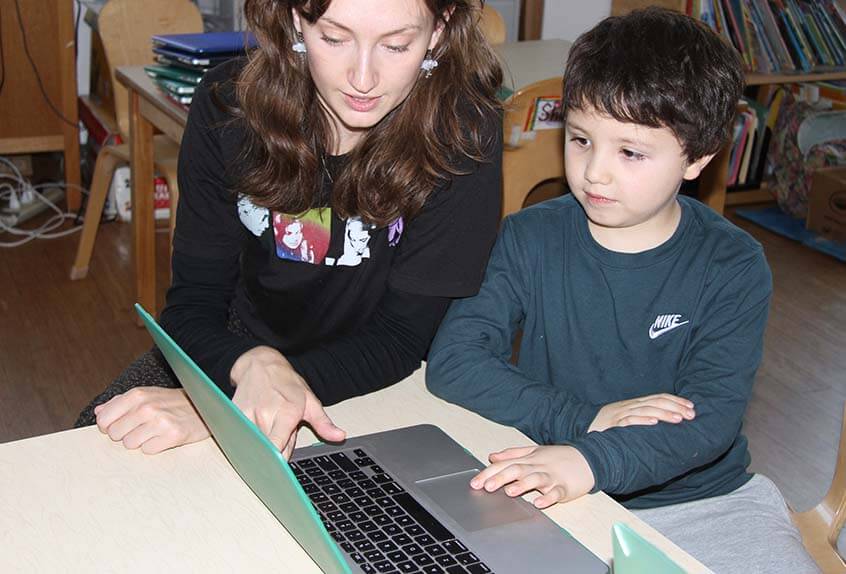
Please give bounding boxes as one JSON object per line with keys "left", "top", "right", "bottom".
{"left": 76, "top": 0, "right": 503, "bottom": 457}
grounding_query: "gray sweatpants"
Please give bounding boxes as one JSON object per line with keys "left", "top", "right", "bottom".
{"left": 633, "top": 474, "right": 820, "bottom": 574}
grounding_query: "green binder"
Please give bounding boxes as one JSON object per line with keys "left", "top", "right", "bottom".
{"left": 144, "top": 64, "right": 204, "bottom": 85}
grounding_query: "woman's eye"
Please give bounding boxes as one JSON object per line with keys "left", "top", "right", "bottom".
{"left": 385, "top": 44, "right": 410, "bottom": 53}
{"left": 621, "top": 148, "right": 645, "bottom": 161}
{"left": 321, "top": 35, "right": 344, "bottom": 46}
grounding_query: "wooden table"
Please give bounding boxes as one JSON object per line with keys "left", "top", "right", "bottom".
{"left": 0, "top": 367, "right": 709, "bottom": 573}
{"left": 116, "top": 67, "right": 188, "bottom": 321}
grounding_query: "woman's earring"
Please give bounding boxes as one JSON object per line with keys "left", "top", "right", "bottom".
{"left": 292, "top": 32, "right": 307, "bottom": 54}
{"left": 420, "top": 50, "right": 438, "bottom": 78}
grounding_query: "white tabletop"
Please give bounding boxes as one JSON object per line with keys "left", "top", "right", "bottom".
{"left": 494, "top": 39, "right": 572, "bottom": 91}
{"left": 0, "top": 367, "right": 708, "bottom": 573}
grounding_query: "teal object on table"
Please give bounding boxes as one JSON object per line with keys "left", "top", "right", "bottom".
{"left": 612, "top": 522, "right": 687, "bottom": 574}
{"left": 134, "top": 304, "right": 352, "bottom": 574}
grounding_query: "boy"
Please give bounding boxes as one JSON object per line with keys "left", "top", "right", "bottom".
{"left": 426, "top": 8, "right": 818, "bottom": 573}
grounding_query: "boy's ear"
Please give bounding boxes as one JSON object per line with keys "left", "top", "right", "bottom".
{"left": 682, "top": 153, "right": 717, "bottom": 181}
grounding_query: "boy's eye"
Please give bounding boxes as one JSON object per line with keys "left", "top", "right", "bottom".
{"left": 621, "top": 148, "right": 645, "bottom": 161}
{"left": 569, "top": 136, "right": 589, "bottom": 147}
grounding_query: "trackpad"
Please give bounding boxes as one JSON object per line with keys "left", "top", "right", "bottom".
{"left": 416, "top": 470, "right": 535, "bottom": 532}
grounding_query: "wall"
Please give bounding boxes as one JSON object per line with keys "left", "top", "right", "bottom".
{"left": 541, "top": 0, "right": 611, "bottom": 41}
{"left": 76, "top": 2, "right": 92, "bottom": 96}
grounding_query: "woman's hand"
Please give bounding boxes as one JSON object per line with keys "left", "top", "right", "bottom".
{"left": 470, "top": 445, "right": 595, "bottom": 508}
{"left": 94, "top": 387, "right": 210, "bottom": 454}
{"left": 230, "top": 346, "right": 346, "bottom": 458}
{"left": 588, "top": 393, "right": 695, "bottom": 433}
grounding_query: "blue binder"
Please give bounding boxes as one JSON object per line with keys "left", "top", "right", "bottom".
{"left": 151, "top": 31, "right": 257, "bottom": 55}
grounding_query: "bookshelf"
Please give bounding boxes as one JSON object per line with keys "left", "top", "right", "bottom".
{"left": 0, "top": 0, "right": 81, "bottom": 210}
{"left": 611, "top": 0, "right": 846, "bottom": 210}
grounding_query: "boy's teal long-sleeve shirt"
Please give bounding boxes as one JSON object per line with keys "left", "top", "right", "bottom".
{"left": 426, "top": 194, "right": 772, "bottom": 509}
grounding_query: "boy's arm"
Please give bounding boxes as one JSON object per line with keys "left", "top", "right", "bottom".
{"left": 426, "top": 217, "right": 601, "bottom": 443}
{"left": 569, "top": 249, "right": 772, "bottom": 496}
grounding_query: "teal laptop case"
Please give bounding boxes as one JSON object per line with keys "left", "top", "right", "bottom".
{"left": 612, "top": 522, "right": 687, "bottom": 574}
{"left": 135, "top": 304, "right": 351, "bottom": 574}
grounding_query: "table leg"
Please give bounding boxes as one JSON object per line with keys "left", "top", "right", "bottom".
{"left": 697, "top": 143, "right": 731, "bottom": 215}
{"left": 128, "top": 89, "right": 156, "bottom": 324}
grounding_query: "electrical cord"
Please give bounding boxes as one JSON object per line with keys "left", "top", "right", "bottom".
{"left": 0, "top": 156, "right": 87, "bottom": 248}
{"left": 12, "top": 0, "right": 79, "bottom": 129}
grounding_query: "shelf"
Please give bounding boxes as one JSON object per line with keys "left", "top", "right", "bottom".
{"left": 725, "top": 187, "right": 774, "bottom": 206}
{"left": 746, "top": 70, "right": 846, "bottom": 86}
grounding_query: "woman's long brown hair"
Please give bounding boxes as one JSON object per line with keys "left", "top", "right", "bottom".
{"left": 234, "top": 0, "right": 503, "bottom": 226}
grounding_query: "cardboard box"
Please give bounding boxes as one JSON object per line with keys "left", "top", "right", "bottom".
{"left": 807, "top": 168, "right": 846, "bottom": 242}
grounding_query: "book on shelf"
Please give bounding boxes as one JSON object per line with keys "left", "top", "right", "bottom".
{"left": 690, "top": 0, "right": 846, "bottom": 74}
{"left": 753, "top": 0, "right": 797, "bottom": 70}
{"left": 726, "top": 94, "right": 785, "bottom": 189}
{"left": 817, "top": 79, "right": 846, "bottom": 99}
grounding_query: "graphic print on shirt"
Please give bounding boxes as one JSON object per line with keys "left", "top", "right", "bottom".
{"left": 325, "top": 216, "right": 377, "bottom": 267}
{"left": 237, "top": 195, "right": 270, "bottom": 237}
{"left": 648, "top": 314, "right": 690, "bottom": 340}
{"left": 388, "top": 217, "right": 404, "bottom": 247}
{"left": 272, "top": 209, "right": 332, "bottom": 264}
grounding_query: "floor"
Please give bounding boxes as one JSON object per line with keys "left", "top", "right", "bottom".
{"left": 0, "top": 199, "right": 843, "bottom": 518}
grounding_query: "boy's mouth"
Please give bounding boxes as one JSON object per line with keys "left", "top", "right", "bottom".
{"left": 584, "top": 191, "right": 616, "bottom": 204}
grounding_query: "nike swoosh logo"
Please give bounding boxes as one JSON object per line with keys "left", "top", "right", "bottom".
{"left": 648, "top": 320, "right": 689, "bottom": 340}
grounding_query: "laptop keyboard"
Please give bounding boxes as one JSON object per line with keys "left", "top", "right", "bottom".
{"left": 291, "top": 448, "right": 494, "bottom": 574}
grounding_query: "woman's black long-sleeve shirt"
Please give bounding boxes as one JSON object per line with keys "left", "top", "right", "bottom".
{"left": 159, "top": 59, "right": 502, "bottom": 405}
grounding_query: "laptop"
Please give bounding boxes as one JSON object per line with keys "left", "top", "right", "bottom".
{"left": 151, "top": 31, "right": 257, "bottom": 55}
{"left": 136, "top": 304, "right": 609, "bottom": 574}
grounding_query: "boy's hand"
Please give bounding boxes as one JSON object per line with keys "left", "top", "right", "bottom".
{"left": 588, "top": 393, "right": 695, "bottom": 433}
{"left": 470, "top": 445, "right": 595, "bottom": 508}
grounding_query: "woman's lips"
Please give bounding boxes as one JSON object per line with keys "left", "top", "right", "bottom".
{"left": 344, "top": 93, "right": 381, "bottom": 112}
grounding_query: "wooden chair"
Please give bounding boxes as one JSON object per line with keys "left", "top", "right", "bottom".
{"left": 480, "top": 4, "right": 507, "bottom": 45}
{"left": 501, "top": 77, "right": 565, "bottom": 218}
{"left": 791, "top": 403, "right": 846, "bottom": 573}
{"left": 610, "top": 0, "right": 686, "bottom": 16}
{"left": 70, "top": 0, "right": 202, "bottom": 280}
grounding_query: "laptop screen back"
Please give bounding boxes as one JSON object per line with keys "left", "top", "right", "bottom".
{"left": 612, "top": 522, "right": 686, "bottom": 574}
{"left": 135, "top": 304, "right": 351, "bottom": 574}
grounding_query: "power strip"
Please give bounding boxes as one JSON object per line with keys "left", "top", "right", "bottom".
{"left": 0, "top": 187, "right": 65, "bottom": 228}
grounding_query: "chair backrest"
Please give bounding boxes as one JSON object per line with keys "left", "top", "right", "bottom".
{"left": 480, "top": 4, "right": 506, "bottom": 45}
{"left": 610, "top": 0, "right": 685, "bottom": 16}
{"left": 98, "top": 0, "right": 203, "bottom": 138}
{"left": 824, "top": 405, "right": 846, "bottom": 543}
{"left": 501, "top": 76, "right": 565, "bottom": 218}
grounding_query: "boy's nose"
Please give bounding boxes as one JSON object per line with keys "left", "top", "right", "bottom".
{"left": 584, "top": 154, "right": 611, "bottom": 185}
